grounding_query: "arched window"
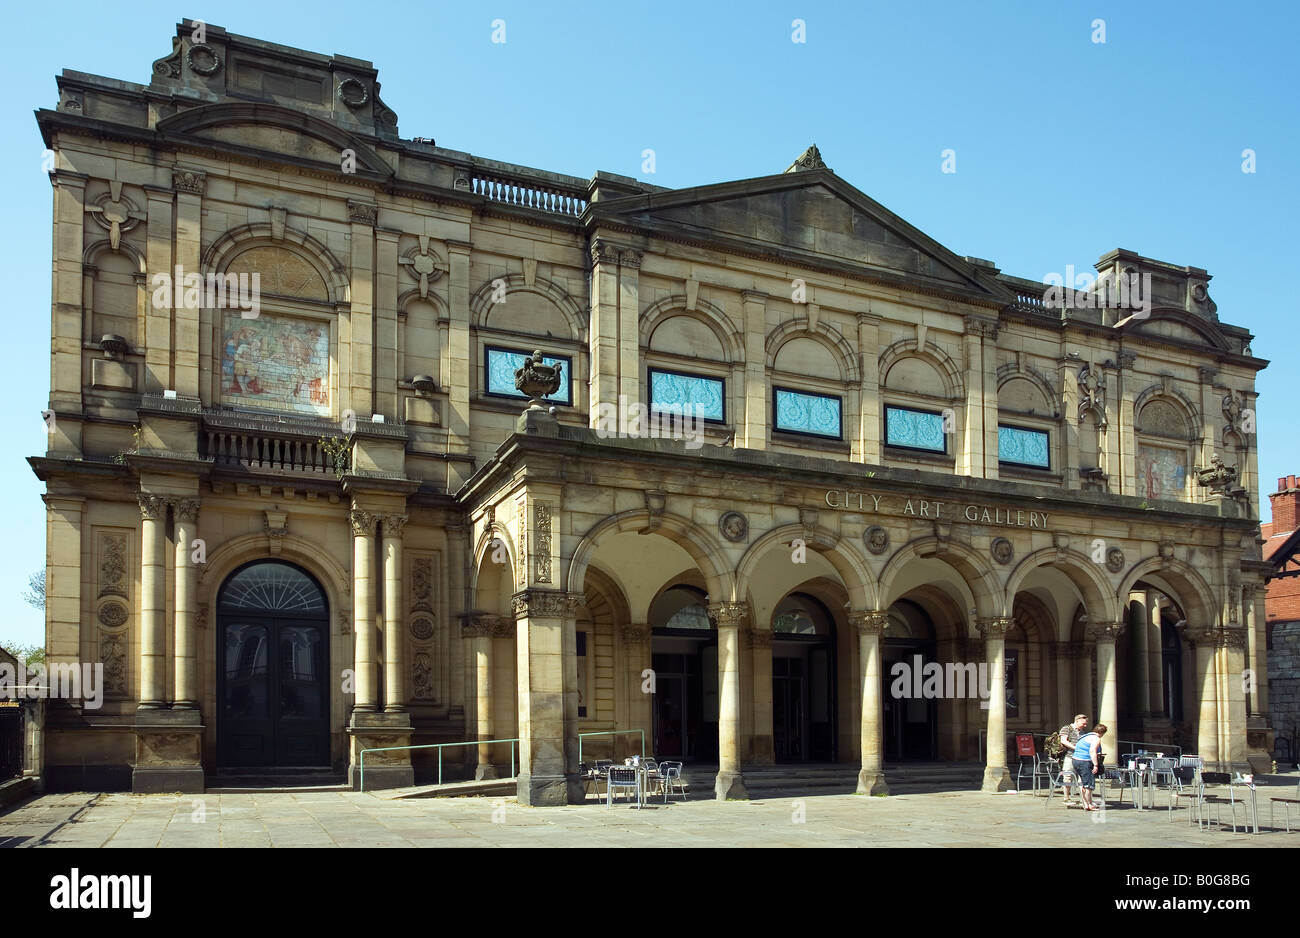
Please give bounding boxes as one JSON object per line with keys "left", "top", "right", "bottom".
{"left": 1135, "top": 398, "right": 1192, "bottom": 500}
{"left": 772, "top": 593, "right": 834, "bottom": 635}
{"left": 218, "top": 561, "right": 326, "bottom": 613}
{"left": 650, "top": 585, "right": 711, "bottom": 631}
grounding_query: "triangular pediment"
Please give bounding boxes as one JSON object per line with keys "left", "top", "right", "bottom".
{"left": 594, "top": 171, "right": 1010, "bottom": 300}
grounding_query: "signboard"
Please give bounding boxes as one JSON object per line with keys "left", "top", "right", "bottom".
{"left": 1016, "top": 733, "right": 1036, "bottom": 757}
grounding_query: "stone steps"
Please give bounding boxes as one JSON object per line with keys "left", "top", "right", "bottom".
{"left": 206, "top": 769, "right": 347, "bottom": 793}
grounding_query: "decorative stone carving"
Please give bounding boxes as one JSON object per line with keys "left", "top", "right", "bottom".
{"left": 97, "top": 601, "right": 128, "bottom": 628}
{"left": 798, "top": 507, "right": 819, "bottom": 543}
{"left": 1052, "top": 531, "right": 1070, "bottom": 561}
{"left": 1085, "top": 620, "right": 1125, "bottom": 642}
{"left": 718, "top": 511, "right": 748, "bottom": 543}
{"left": 346, "top": 200, "right": 378, "bottom": 226}
{"left": 398, "top": 236, "right": 446, "bottom": 299}
{"left": 621, "top": 625, "right": 652, "bottom": 645}
{"left": 745, "top": 629, "right": 774, "bottom": 648}
{"left": 100, "top": 633, "right": 127, "bottom": 697}
{"left": 410, "top": 617, "right": 434, "bottom": 641}
{"left": 516, "top": 496, "right": 527, "bottom": 589}
{"left": 1195, "top": 454, "right": 1239, "bottom": 495}
{"left": 337, "top": 78, "right": 369, "bottom": 108}
{"left": 88, "top": 184, "right": 144, "bottom": 251}
{"left": 963, "top": 315, "right": 998, "bottom": 339}
{"left": 1222, "top": 629, "right": 1248, "bottom": 649}
{"left": 863, "top": 525, "right": 890, "bottom": 555}
{"left": 589, "top": 239, "right": 620, "bottom": 266}
{"left": 788, "top": 144, "right": 827, "bottom": 171}
{"left": 410, "top": 557, "right": 434, "bottom": 613}
{"left": 172, "top": 498, "right": 201, "bottom": 523}
{"left": 99, "top": 533, "right": 129, "bottom": 598}
{"left": 151, "top": 37, "right": 182, "bottom": 78}
{"left": 1117, "top": 350, "right": 1137, "bottom": 371}
{"left": 172, "top": 167, "right": 206, "bottom": 195}
{"left": 1105, "top": 547, "right": 1126, "bottom": 574}
{"left": 534, "top": 503, "right": 552, "bottom": 584}
{"left": 348, "top": 509, "right": 377, "bottom": 536}
{"left": 1077, "top": 363, "right": 1107, "bottom": 428}
{"left": 849, "top": 611, "right": 889, "bottom": 636}
{"left": 514, "top": 350, "right": 563, "bottom": 408}
{"left": 411, "top": 653, "right": 433, "bottom": 700}
{"left": 512, "top": 590, "right": 583, "bottom": 620}
{"left": 1222, "top": 391, "right": 1249, "bottom": 438}
{"left": 137, "top": 494, "right": 167, "bottom": 521}
{"left": 489, "top": 615, "right": 516, "bottom": 639}
{"left": 991, "top": 537, "right": 1014, "bottom": 565}
{"left": 644, "top": 490, "right": 666, "bottom": 529}
{"left": 706, "top": 601, "right": 749, "bottom": 628}
{"left": 186, "top": 44, "right": 222, "bottom": 75}
{"left": 382, "top": 513, "right": 409, "bottom": 537}
{"left": 372, "top": 81, "right": 399, "bottom": 129}
{"left": 620, "top": 250, "right": 642, "bottom": 269}
{"left": 198, "top": 604, "right": 209, "bottom": 631}
{"left": 975, "top": 616, "right": 1016, "bottom": 638}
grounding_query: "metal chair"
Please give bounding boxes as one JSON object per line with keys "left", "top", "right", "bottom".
{"left": 642, "top": 758, "right": 662, "bottom": 800}
{"left": 659, "top": 761, "right": 686, "bottom": 802}
{"left": 606, "top": 765, "right": 641, "bottom": 807}
{"left": 1042, "top": 760, "right": 1079, "bottom": 808}
{"left": 1199, "top": 772, "right": 1249, "bottom": 832}
{"left": 1168, "top": 766, "right": 1207, "bottom": 828}
{"left": 1269, "top": 778, "right": 1300, "bottom": 832}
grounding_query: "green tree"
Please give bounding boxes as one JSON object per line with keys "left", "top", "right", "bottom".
{"left": 22, "top": 570, "right": 44, "bottom": 611}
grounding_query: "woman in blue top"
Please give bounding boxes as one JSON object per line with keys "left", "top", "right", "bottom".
{"left": 1070, "top": 723, "right": 1107, "bottom": 812}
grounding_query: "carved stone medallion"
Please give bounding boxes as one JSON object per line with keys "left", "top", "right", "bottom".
{"left": 863, "top": 525, "right": 890, "bottom": 555}
{"left": 719, "top": 511, "right": 748, "bottom": 543}
{"left": 991, "top": 537, "right": 1014, "bottom": 566}
{"left": 1105, "top": 547, "right": 1126, "bottom": 574}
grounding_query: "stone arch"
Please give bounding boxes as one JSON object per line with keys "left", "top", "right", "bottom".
{"left": 1124, "top": 307, "right": 1231, "bottom": 352}
{"left": 565, "top": 509, "right": 735, "bottom": 603}
{"left": 1116, "top": 557, "right": 1219, "bottom": 631}
{"left": 1003, "top": 548, "right": 1120, "bottom": 631}
{"left": 879, "top": 338, "right": 964, "bottom": 399}
{"left": 996, "top": 364, "right": 1059, "bottom": 418}
{"left": 470, "top": 523, "right": 519, "bottom": 600}
{"left": 766, "top": 320, "right": 860, "bottom": 383}
{"left": 83, "top": 237, "right": 147, "bottom": 275}
{"left": 469, "top": 273, "right": 585, "bottom": 342}
{"left": 202, "top": 224, "right": 349, "bottom": 304}
{"left": 641, "top": 295, "right": 744, "bottom": 363}
{"left": 398, "top": 287, "right": 449, "bottom": 318}
{"left": 1133, "top": 385, "right": 1201, "bottom": 436}
{"left": 878, "top": 536, "right": 1001, "bottom": 625}
{"left": 734, "top": 523, "right": 878, "bottom": 612}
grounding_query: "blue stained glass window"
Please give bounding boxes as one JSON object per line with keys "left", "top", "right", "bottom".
{"left": 649, "top": 369, "right": 724, "bottom": 421}
{"left": 998, "top": 424, "right": 1050, "bottom": 468}
{"left": 774, "top": 388, "right": 842, "bottom": 438}
{"left": 885, "top": 406, "right": 947, "bottom": 452}
{"left": 485, "top": 347, "right": 570, "bottom": 404}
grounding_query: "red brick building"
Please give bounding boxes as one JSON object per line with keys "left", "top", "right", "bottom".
{"left": 1264, "top": 476, "right": 1300, "bottom": 764}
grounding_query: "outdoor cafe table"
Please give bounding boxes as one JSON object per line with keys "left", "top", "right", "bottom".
{"left": 599, "top": 761, "right": 664, "bottom": 808}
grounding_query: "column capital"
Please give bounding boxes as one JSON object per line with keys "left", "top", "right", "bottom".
{"left": 512, "top": 589, "right": 583, "bottom": 620}
{"left": 1221, "top": 628, "right": 1249, "bottom": 649}
{"left": 589, "top": 238, "right": 621, "bottom": 267}
{"left": 346, "top": 199, "right": 378, "bottom": 226}
{"left": 138, "top": 494, "right": 167, "bottom": 521}
{"left": 744, "top": 628, "right": 773, "bottom": 648}
{"left": 170, "top": 497, "right": 201, "bottom": 523}
{"left": 349, "top": 508, "right": 378, "bottom": 536}
{"left": 848, "top": 610, "right": 889, "bottom": 635}
{"left": 707, "top": 601, "right": 750, "bottom": 628}
{"left": 1062, "top": 641, "right": 1090, "bottom": 660}
{"left": 381, "top": 513, "right": 409, "bottom": 537}
{"left": 621, "top": 624, "right": 652, "bottom": 645}
{"left": 976, "top": 616, "right": 1015, "bottom": 638}
{"left": 1085, "top": 620, "right": 1125, "bottom": 642}
{"left": 619, "top": 249, "right": 642, "bottom": 269}
{"left": 171, "top": 166, "right": 206, "bottom": 195}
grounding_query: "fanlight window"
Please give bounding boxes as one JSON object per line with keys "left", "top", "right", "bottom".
{"left": 219, "top": 562, "right": 326, "bottom": 613}
{"left": 651, "top": 585, "right": 712, "bottom": 630}
{"left": 772, "top": 594, "right": 833, "bottom": 635}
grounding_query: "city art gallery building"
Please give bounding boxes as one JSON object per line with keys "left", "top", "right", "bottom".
{"left": 30, "top": 21, "right": 1273, "bottom": 801}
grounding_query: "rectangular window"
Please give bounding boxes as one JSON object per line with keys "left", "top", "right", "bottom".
{"left": 774, "top": 387, "right": 842, "bottom": 439}
{"left": 884, "top": 405, "right": 947, "bottom": 453}
{"left": 998, "top": 424, "right": 1050, "bottom": 469}
{"left": 484, "top": 346, "right": 571, "bottom": 405}
{"left": 648, "top": 368, "right": 725, "bottom": 422}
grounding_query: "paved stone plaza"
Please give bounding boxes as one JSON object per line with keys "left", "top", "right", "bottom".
{"left": 3, "top": 788, "right": 1297, "bottom": 848}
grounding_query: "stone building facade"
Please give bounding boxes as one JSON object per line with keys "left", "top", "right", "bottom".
{"left": 31, "top": 21, "right": 1272, "bottom": 800}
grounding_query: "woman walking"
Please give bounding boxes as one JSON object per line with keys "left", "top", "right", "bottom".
{"left": 1071, "top": 723, "right": 1107, "bottom": 812}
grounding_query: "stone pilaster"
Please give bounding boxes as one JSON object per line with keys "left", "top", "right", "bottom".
{"left": 142, "top": 185, "right": 173, "bottom": 394}
{"left": 171, "top": 497, "right": 200, "bottom": 708}
{"left": 977, "top": 616, "right": 1015, "bottom": 791}
{"left": 856, "top": 313, "right": 881, "bottom": 463}
{"left": 346, "top": 200, "right": 376, "bottom": 412}
{"left": 622, "top": 625, "right": 653, "bottom": 761}
{"left": 462, "top": 614, "right": 501, "bottom": 779}
{"left": 381, "top": 513, "right": 408, "bottom": 712}
{"left": 49, "top": 170, "right": 87, "bottom": 420}
{"left": 1184, "top": 625, "right": 1221, "bottom": 769}
{"left": 172, "top": 167, "right": 203, "bottom": 398}
{"left": 851, "top": 611, "right": 889, "bottom": 795}
{"left": 618, "top": 250, "right": 641, "bottom": 405}
{"left": 137, "top": 494, "right": 168, "bottom": 710}
{"left": 708, "top": 601, "right": 749, "bottom": 799}
{"left": 513, "top": 590, "right": 583, "bottom": 805}
{"left": 744, "top": 626, "right": 774, "bottom": 763}
{"left": 349, "top": 508, "right": 378, "bottom": 713}
{"left": 741, "top": 291, "right": 769, "bottom": 450}
{"left": 445, "top": 242, "right": 473, "bottom": 484}
{"left": 374, "top": 228, "right": 400, "bottom": 419}
{"left": 588, "top": 239, "right": 621, "bottom": 421}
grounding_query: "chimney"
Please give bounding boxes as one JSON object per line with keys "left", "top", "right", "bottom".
{"left": 1270, "top": 475, "right": 1300, "bottom": 534}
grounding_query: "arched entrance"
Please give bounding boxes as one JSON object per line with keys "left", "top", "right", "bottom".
{"left": 771, "top": 593, "right": 837, "bottom": 762}
{"left": 217, "top": 560, "right": 330, "bottom": 768}
{"left": 883, "top": 599, "right": 939, "bottom": 761}
{"left": 649, "top": 585, "right": 718, "bottom": 762}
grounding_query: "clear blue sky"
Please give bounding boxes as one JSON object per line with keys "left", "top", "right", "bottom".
{"left": 2, "top": 1, "right": 1296, "bottom": 649}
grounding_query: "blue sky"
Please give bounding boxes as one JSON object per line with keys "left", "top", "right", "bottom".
{"left": 1, "top": 1, "right": 1296, "bottom": 648}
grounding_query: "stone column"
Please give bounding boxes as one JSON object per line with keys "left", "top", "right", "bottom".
{"left": 142, "top": 185, "right": 173, "bottom": 394}
{"left": 137, "top": 494, "right": 168, "bottom": 709}
{"left": 444, "top": 242, "right": 473, "bottom": 486}
{"left": 709, "top": 601, "right": 749, "bottom": 800}
{"left": 617, "top": 250, "right": 641, "bottom": 406}
{"left": 1146, "top": 593, "right": 1165, "bottom": 715}
{"left": 622, "top": 626, "right": 652, "bottom": 758}
{"left": 1129, "top": 593, "right": 1150, "bottom": 717}
{"left": 172, "top": 167, "right": 204, "bottom": 398}
{"left": 857, "top": 313, "right": 882, "bottom": 463}
{"left": 49, "top": 169, "right": 87, "bottom": 423}
{"left": 852, "top": 611, "right": 889, "bottom": 795}
{"left": 513, "top": 590, "right": 583, "bottom": 805}
{"left": 1186, "top": 625, "right": 1221, "bottom": 768}
{"left": 172, "top": 498, "right": 200, "bottom": 709}
{"left": 746, "top": 627, "right": 774, "bottom": 764}
{"left": 1089, "top": 619, "right": 1124, "bottom": 751}
{"left": 958, "top": 324, "right": 983, "bottom": 477}
{"left": 350, "top": 509, "right": 378, "bottom": 712}
{"left": 382, "top": 514, "right": 408, "bottom": 712}
{"left": 1244, "top": 585, "right": 1266, "bottom": 717}
{"left": 978, "top": 617, "right": 1014, "bottom": 791}
{"left": 741, "top": 291, "right": 769, "bottom": 450}
{"left": 1223, "top": 629, "right": 1250, "bottom": 772}
{"left": 1055, "top": 642, "right": 1075, "bottom": 722}
{"left": 463, "top": 615, "right": 497, "bottom": 779}
{"left": 346, "top": 200, "right": 376, "bottom": 413}
{"left": 588, "top": 239, "right": 620, "bottom": 421}
{"left": 447, "top": 522, "right": 468, "bottom": 724}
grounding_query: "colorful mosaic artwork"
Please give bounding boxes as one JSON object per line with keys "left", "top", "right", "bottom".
{"left": 1137, "top": 444, "right": 1187, "bottom": 499}
{"left": 222, "top": 312, "right": 330, "bottom": 416}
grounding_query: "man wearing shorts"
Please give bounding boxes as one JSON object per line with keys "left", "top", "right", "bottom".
{"left": 1056, "top": 714, "right": 1088, "bottom": 805}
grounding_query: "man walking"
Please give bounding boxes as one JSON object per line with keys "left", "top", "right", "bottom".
{"left": 1056, "top": 714, "right": 1088, "bottom": 806}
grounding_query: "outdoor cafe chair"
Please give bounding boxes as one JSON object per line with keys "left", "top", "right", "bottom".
{"left": 1167, "top": 766, "right": 1208, "bottom": 829}
{"left": 1041, "top": 760, "right": 1079, "bottom": 808}
{"left": 1269, "top": 777, "right": 1300, "bottom": 832}
{"left": 1199, "top": 772, "right": 1250, "bottom": 833}
{"left": 659, "top": 761, "right": 686, "bottom": 802}
{"left": 606, "top": 765, "right": 641, "bottom": 807}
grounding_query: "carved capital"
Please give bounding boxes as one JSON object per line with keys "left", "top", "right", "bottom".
{"left": 589, "top": 239, "right": 620, "bottom": 267}
{"left": 1085, "top": 620, "right": 1125, "bottom": 643}
{"left": 848, "top": 611, "right": 889, "bottom": 636}
{"left": 619, "top": 249, "right": 642, "bottom": 269}
{"left": 170, "top": 497, "right": 201, "bottom": 523}
{"left": 347, "top": 200, "right": 378, "bottom": 226}
{"left": 349, "top": 509, "right": 377, "bottom": 537}
{"left": 707, "top": 601, "right": 750, "bottom": 628}
{"left": 512, "top": 590, "right": 583, "bottom": 620}
{"left": 963, "top": 315, "right": 998, "bottom": 339}
{"left": 138, "top": 494, "right": 167, "bottom": 521}
{"left": 1222, "top": 628, "right": 1248, "bottom": 649}
{"left": 621, "top": 625, "right": 652, "bottom": 645}
{"left": 172, "top": 167, "right": 206, "bottom": 195}
{"left": 976, "top": 616, "right": 1016, "bottom": 638}
{"left": 745, "top": 629, "right": 774, "bottom": 648}
{"left": 382, "top": 513, "right": 409, "bottom": 538}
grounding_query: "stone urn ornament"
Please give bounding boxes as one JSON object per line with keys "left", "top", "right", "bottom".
{"left": 514, "top": 350, "right": 562, "bottom": 412}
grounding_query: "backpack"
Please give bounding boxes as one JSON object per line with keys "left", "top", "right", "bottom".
{"left": 1045, "top": 728, "right": 1067, "bottom": 760}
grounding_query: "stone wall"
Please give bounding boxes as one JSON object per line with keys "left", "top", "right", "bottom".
{"left": 1269, "top": 621, "right": 1300, "bottom": 764}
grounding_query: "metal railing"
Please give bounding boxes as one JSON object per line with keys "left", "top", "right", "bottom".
{"left": 578, "top": 729, "right": 645, "bottom": 766}
{"left": 358, "top": 737, "right": 519, "bottom": 793}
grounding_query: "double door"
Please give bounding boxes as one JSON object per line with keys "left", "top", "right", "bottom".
{"left": 218, "top": 616, "right": 329, "bottom": 768}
